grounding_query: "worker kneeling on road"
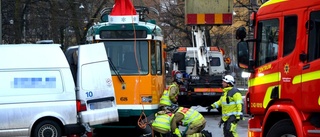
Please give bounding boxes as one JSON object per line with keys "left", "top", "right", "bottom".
{"left": 151, "top": 109, "right": 181, "bottom": 137}
{"left": 171, "top": 107, "right": 210, "bottom": 137}
{"left": 207, "top": 75, "right": 243, "bottom": 137}
{"left": 159, "top": 71, "right": 183, "bottom": 110}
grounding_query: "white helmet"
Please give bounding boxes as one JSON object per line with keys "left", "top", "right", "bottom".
{"left": 223, "top": 75, "right": 235, "bottom": 86}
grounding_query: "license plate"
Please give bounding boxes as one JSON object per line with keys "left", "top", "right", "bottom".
{"left": 89, "top": 101, "right": 113, "bottom": 110}
{"left": 203, "top": 92, "right": 216, "bottom": 95}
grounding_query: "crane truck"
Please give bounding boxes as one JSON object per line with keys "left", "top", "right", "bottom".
{"left": 171, "top": 0, "right": 233, "bottom": 109}
{"left": 172, "top": 46, "right": 230, "bottom": 108}
{"left": 236, "top": 0, "right": 320, "bottom": 136}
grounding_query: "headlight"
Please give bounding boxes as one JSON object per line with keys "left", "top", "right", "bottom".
{"left": 241, "top": 71, "right": 251, "bottom": 78}
{"left": 191, "top": 76, "right": 200, "bottom": 80}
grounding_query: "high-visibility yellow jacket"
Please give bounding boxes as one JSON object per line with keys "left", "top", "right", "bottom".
{"left": 211, "top": 87, "right": 243, "bottom": 121}
{"left": 171, "top": 107, "right": 206, "bottom": 131}
{"left": 152, "top": 112, "right": 174, "bottom": 134}
{"left": 159, "top": 83, "right": 179, "bottom": 106}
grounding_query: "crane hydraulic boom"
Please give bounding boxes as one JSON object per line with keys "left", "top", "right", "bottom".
{"left": 171, "top": 0, "right": 233, "bottom": 109}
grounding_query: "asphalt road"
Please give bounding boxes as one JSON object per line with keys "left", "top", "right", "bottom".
{"left": 93, "top": 106, "right": 249, "bottom": 137}
{"left": 194, "top": 106, "right": 249, "bottom": 137}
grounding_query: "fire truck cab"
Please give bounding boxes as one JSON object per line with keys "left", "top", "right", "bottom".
{"left": 237, "top": 0, "right": 320, "bottom": 137}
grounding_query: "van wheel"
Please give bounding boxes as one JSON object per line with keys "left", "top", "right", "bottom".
{"left": 32, "top": 120, "right": 62, "bottom": 137}
{"left": 266, "top": 119, "right": 297, "bottom": 137}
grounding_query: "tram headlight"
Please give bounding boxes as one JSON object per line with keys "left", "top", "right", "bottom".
{"left": 141, "top": 95, "right": 152, "bottom": 103}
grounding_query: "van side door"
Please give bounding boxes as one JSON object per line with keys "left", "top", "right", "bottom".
{"left": 77, "top": 43, "right": 119, "bottom": 125}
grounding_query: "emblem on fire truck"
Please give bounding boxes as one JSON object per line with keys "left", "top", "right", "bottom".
{"left": 284, "top": 63, "right": 290, "bottom": 74}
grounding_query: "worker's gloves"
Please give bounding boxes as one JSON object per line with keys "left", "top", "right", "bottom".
{"left": 235, "top": 114, "right": 244, "bottom": 123}
{"left": 206, "top": 105, "right": 213, "bottom": 110}
{"left": 240, "top": 114, "right": 244, "bottom": 120}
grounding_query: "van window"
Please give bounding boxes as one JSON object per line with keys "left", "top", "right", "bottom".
{"left": 308, "top": 11, "right": 320, "bottom": 62}
{"left": 256, "top": 19, "right": 279, "bottom": 67}
{"left": 210, "top": 57, "right": 221, "bottom": 66}
{"left": 283, "top": 16, "right": 297, "bottom": 56}
{"left": 186, "top": 57, "right": 196, "bottom": 66}
{"left": 0, "top": 71, "right": 63, "bottom": 96}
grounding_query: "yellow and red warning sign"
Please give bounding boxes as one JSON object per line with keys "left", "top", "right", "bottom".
{"left": 186, "top": 13, "right": 232, "bottom": 25}
{"left": 185, "top": 0, "right": 233, "bottom": 25}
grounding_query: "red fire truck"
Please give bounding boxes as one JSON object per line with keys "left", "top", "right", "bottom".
{"left": 236, "top": 0, "right": 320, "bottom": 137}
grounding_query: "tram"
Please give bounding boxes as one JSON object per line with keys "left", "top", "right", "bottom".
{"left": 85, "top": 0, "right": 166, "bottom": 132}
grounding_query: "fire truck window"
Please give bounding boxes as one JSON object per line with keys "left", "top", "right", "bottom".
{"left": 283, "top": 16, "right": 297, "bottom": 57}
{"left": 256, "top": 19, "right": 279, "bottom": 67}
{"left": 308, "top": 11, "right": 320, "bottom": 62}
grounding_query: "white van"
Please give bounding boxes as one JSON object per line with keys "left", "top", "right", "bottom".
{"left": 0, "top": 43, "right": 118, "bottom": 137}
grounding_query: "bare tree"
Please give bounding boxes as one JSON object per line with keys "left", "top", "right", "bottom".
{"left": 1, "top": 0, "right": 110, "bottom": 48}
{"left": 1, "top": 0, "right": 266, "bottom": 50}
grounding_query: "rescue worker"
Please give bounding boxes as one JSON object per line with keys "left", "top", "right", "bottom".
{"left": 207, "top": 75, "right": 243, "bottom": 137}
{"left": 151, "top": 109, "right": 181, "bottom": 137}
{"left": 170, "top": 107, "right": 208, "bottom": 137}
{"left": 159, "top": 70, "right": 183, "bottom": 110}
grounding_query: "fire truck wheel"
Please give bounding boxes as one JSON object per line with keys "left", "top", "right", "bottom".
{"left": 266, "top": 119, "right": 296, "bottom": 137}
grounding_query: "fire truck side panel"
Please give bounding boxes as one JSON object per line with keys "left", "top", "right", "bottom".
{"left": 278, "top": 7, "right": 306, "bottom": 112}
{"left": 248, "top": 64, "right": 280, "bottom": 115}
{"left": 245, "top": 0, "right": 320, "bottom": 137}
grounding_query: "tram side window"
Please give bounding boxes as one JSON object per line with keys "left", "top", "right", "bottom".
{"left": 308, "top": 11, "right": 320, "bottom": 62}
{"left": 156, "top": 41, "right": 162, "bottom": 75}
{"left": 283, "top": 16, "right": 297, "bottom": 57}
{"left": 151, "top": 41, "right": 162, "bottom": 75}
{"left": 151, "top": 41, "right": 156, "bottom": 75}
{"left": 256, "top": 19, "right": 279, "bottom": 67}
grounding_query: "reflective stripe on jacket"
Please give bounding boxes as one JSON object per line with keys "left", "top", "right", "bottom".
{"left": 212, "top": 87, "right": 243, "bottom": 121}
{"left": 177, "top": 107, "right": 205, "bottom": 126}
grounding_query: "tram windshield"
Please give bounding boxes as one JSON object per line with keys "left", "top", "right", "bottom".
{"left": 103, "top": 41, "right": 148, "bottom": 75}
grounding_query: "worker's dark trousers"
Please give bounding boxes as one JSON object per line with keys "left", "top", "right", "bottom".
{"left": 223, "top": 115, "right": 238, "bottom": 137}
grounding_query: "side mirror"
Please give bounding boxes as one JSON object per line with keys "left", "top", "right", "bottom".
{"left": 237, "top": 41, "right": 249, "bottom": 69}
{"left": 236, "top": 27, "right": 247, "bottom": 41}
